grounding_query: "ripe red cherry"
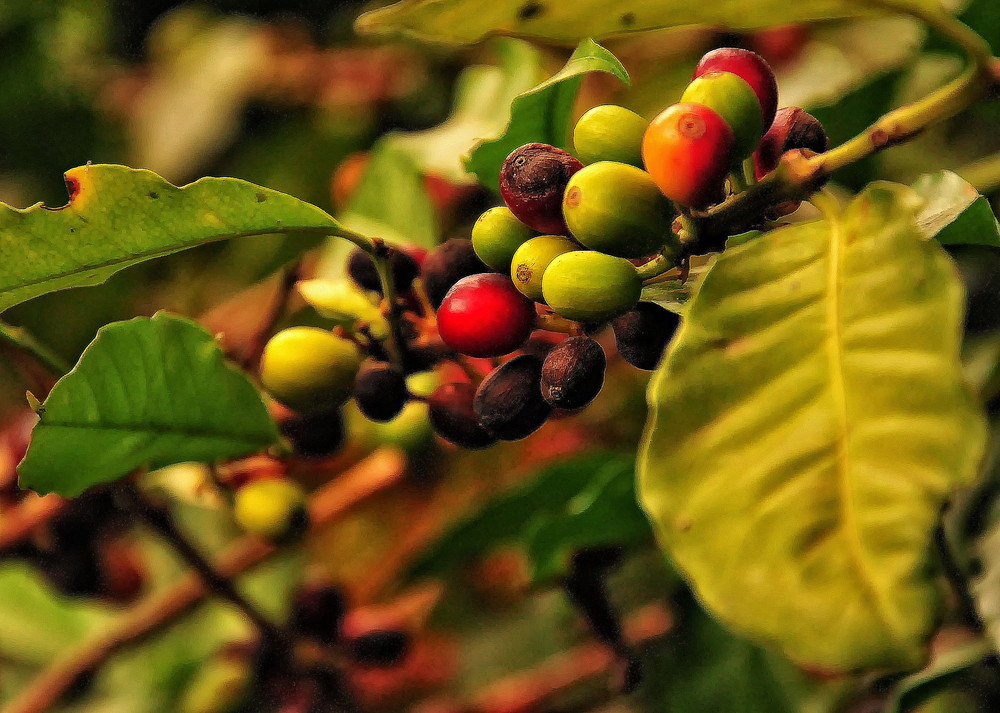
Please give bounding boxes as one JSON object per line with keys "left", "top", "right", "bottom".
{"left": 753, "top": 106, "right": 829, "bottom": 179}
{"left": 642, "top": 103, "right": 734, "bottom": 209}
{"left": 436, "top": 273, "right": 536, "bottom": 358}
{"left": 694, "top": 48, "right": 778, "bottom": 130}
{"left": 499, "top": 143, "right": 583, "bottom": 235}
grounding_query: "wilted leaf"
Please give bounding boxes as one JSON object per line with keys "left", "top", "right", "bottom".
{"left": 0, "top": 164, "right": 359, "bottom": 314}
{"left": 354, "top": 0, "right": 936, "bottom": 46}
{"left": 18, "top": 312, "right": 278, "bottom": 496}
{"left": 911, "top": 171, "right": 1000, "bottom": 247}
{"left": 465, "top": 38, "right": 629, "bottom": 193}
{"left": 639, "top": 183, "right": 987, "bottom": 671}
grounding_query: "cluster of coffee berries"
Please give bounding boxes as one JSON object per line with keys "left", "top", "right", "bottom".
{"left": 643, "top": 47, "right": 828, "bottom": 209}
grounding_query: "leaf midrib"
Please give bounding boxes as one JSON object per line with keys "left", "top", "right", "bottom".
{"left": 36, "top": 420, "right": 272, "bottom": 446}
{"left": 826, "top": 209, "right": 895, "bottom": 633}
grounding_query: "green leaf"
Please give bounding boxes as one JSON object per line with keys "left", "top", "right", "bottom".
{"left": 639, "top": 259, "right": 714, "bottom": 315}
{"left": 639, "top": 596, "right": 822, "bottom": 713}
{"left": 408, "top": 451, "right": 636, "bottom": 580}
{"left": 339, "top": 140, "right": 439, "bottom": 247}
{"left": 885, "top": 640, "right": 994, "bottom": 713}
{"left": 524, "top": 457, "right": 652, "bottom": 584}
{"left": 388, "top": 39, "right": 543, "bottom": 185}
{"left": 638, "top": 183, "right": 987, "bottom": 672}
{"left": 0, "top": 164, "right": 358, "bottom": 314}
{"left": 464, "top": 39, "right": 629, "bottom": 193}
{"left": 18, "top": 312, "right": 278, "bottom": 496}
{"left": 911, "top": 171, "right": 1000, "bottom": 247}
{"left": 355, "top": 0, "right": 936, "bottom": 46}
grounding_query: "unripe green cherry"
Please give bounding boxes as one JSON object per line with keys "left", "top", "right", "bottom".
{"left": 563, "top": 161, "right": 677, "bottom": 259}
{"left": 573, "top": 105, "right": 648, "bottom": 167}
{"left": 541, "top": 251, "right": 642, "bottom": 323}
{"left": 234, "top": 478, "right": 308, "bottom": 541}
{"left": 511, "top": 235, "right": 579, "bottom": 301}
{"left": 471, "top": 206, "right": 535, "bottom": 273}
{"left": 681, "top": 71, "right": 763, "bottom": 161}
{"left": 260, "top": 327, "right": 362, "bottom": 412}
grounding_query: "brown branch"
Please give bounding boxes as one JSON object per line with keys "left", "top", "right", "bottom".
{"left": 3, "top": 448, "right": 407, "bottom": 713}
{"left": 412, "top": 604, "right": 673, "bottom": 713}
{"left": 0, "top": 494, "right": 66, "bottom": 551}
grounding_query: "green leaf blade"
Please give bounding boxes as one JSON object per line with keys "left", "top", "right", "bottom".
{"left": 0, "top": 164, "right": 354, "bottom": 313}
{"left": 464, "top": 39, "right": 628, "bottom": 192}
{"left": 354, "top": 0, "right": 940, "bottom": 46}
{"left": 18, "top": 313, "right": 278, "bottom": 496}
{"left": 911, "top": 170, "right": 1000, "bottom": 247}
{"left": 638, "top": 184, "right": 987, "bottom": 671}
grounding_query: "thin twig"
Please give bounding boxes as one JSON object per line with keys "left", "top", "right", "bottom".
{"left": 117, "top": 483, "right": 283, "bottom": 640}
{"left": 0, "top": 322, "right": 71, "bottom": 377}
{"left": 0, "top": 494, "right": 66, "bottom": 551}
{"left": 3, "top": 449, "right": 407, "bottom": 713}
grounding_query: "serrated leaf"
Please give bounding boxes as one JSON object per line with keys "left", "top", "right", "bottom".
{"left": 639, "top": 183, "right": 987, "bottom": 671}
{"left": 525, "top": 458, "right": 652, "bottom": 584}
{"left": 354, "top": 0, "right": 938, "bottom": 46}
{"left": 18, "top": 312, "right": 278, "bottom": 496}
{"left": 0, "top": 164, "right": 358, "bottom": 314}
{"left": 911, "top": 171, "right": 1000, "bottom": 247}
{"left": 408, "top": 451, "right": 633, "bottom": 579}
{"left": 464, "top": 39, "right": 629, "bottom": 193}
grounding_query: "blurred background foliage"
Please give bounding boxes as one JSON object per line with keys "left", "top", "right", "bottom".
{"left": 0, "top": 0, "right": 999, "bottom": 711}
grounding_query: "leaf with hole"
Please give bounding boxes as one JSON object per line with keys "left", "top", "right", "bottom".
{"left": 639, "top": 183, "right": 987, "bottom": 671}
{"left": 18, "top": 312, "right": 279, "bottom": 496}
{"left": 354, "top": 0, "right": 937, "bottom": 46}
{"left": 0, "top": 164, "right": 360, "bottom": 314}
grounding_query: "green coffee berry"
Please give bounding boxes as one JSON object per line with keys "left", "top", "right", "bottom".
{"left": 562, "top": 162, "right": 676, "bottom": 259}
{"left": 472, "top": 206, "right": 535, "bottom": 273}
{"left": 680, "top": 71, "right": 763, "bottom": 162}
{"left": 573, "top": 105, "right": 648, "bottom": 167}
{"left": 541, "top": 251, "right": 642, "bottom": 323}
{"left": 260, "top": 327, "right": 362, "bottom": 412}
{"left": 234, "top": 478, "right": 308, "bottom": 541}
{"left": 510, "top": 235, "right": 579, "bottom": 301}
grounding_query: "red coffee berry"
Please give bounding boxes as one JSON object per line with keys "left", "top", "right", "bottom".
{"left": 753, "top": 107, "right": 830, "bottom": 179}
{"left": 499, "top": 143, "right": 583, "bottom": 235}
{"left": 694, "top": 47, "right": 778, "bottom": 130}
{"left": 437, "top": 273, "right": 536, "bottom": 358}
{"left": 642, "top": 103, "right": 734, "bottom": 209}
{"left": 427, "top": 383, "right": 497, "bottom": 449}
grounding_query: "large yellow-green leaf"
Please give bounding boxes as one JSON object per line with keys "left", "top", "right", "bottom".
{"left": 0, "top": 164, "right": 356, "bottom": 314}
{"left": 355, "top": 0, "right": 938, "bottom": 46}
{"left": 638, "top": 183, "right": 987, "bottom": 672}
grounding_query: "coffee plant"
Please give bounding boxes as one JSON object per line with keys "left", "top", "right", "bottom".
{"left": 1, "top": 0, "right": 1000, "bottom": 711}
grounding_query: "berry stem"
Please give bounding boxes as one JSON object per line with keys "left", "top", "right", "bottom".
{"left": 370, "top": 239, "right": 407, "bottom": 370}
{"left": 635, "top": 253, "right": 679, "bottom": 282}
{"left": 690, "top": 4, "right": 997, "bottom": 248}
{"left": 536, "top": 312, "right": 579, "bottom": 334}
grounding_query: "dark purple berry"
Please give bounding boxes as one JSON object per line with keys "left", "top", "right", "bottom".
{"left": 499, "top": 143, "right": 583, "bottom": 235}
{"left": 353, "top": 361, "right": 408, "bottom": 422}
{"left": 611, "top": 303, "right": 679, "bottom": 370}
{"left": 290, "top": 584, "right": 347, "bottom": 644}
{"left": 280, "top": 408, "right": 345, "bottom": 459}
{"left": 540, "top": 337, "right": 606, "bottom": 410}
{"left": 347, "top": 247, "right": 419, "bottom": 294}
{"left": 427, "top": 383, "right": 497, "bottom": 449}
{"left": 347, "top": 630, "right": 410, "bottom": 667}
{"left": 421, "top": 239, "right": 489, "bottom": 308}
{"left": 753, "top": 107, "right": 829, "bottom": 179}
{"left": 473, "top": 355, "right": 552, "bottom": 441}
